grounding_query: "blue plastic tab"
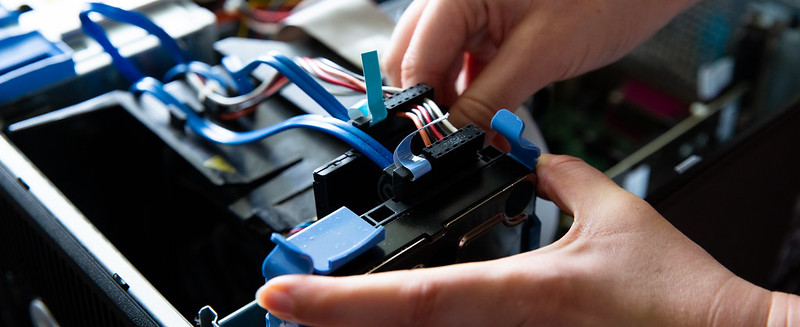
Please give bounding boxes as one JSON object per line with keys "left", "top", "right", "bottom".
{"left": 361, "top": 50, "right": 387, "bottom": 124}
{"left": 0, "top": 31, "right": 75, "bottom": 104}
{"left": 292, "top": 207, "right": 385, "bottom": 274}
{"left": 0, "top": 5, "right": 18, "bottom": 27}
{"left": 261, "top": 207, "right": 385, "bottom": 279}
{"left": 261, "top": 207, "right": 384, "bottom": 327}
{"left": 490, "top": 109, "right": 541, "bottom": 169}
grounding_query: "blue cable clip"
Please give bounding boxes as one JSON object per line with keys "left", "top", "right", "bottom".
{"left": 262, "top": 207, "right": 385, "bottom": 327}
{"left": 490, "top": 109, "right": 541, "bottom": 170}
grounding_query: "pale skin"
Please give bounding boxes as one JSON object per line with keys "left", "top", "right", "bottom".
{"left": 257, "top": 0, "right": 800, "bottom": 325}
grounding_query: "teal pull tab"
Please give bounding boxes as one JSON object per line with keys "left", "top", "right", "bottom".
{"left": 361, "top": 50, "right": 387, "bottom": 124}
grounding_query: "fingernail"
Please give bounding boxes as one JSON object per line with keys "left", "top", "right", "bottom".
{"left": 262, "top": 287, "right": 293, "bottom": 315}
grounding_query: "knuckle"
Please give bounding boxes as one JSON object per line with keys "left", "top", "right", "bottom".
{"left": 546, "top": 154, "right": 587, "bottom": 168}
{"left": 400, "top": 50, "right": 433, "bottom": 86}
{"left": 402, "top": 279, "right": 441, "bottom": 327}
{"left": 454, "top": 93, "right": 498, "bottom": 129}
{"left": 382, "top": 52, "right": 400, "bottom": 72}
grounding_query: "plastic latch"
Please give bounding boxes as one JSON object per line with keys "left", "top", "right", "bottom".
{"left": 490, "top": 109, "right": 541, "bottom": 170}
{"left": 261, "top": 206, "right": 385, "bottom": 280}
{"left": 261, "top": 234, "right": 314, "bottom": 281}
{"left": 348, "top": 98, "right": 371, "bottom": 121}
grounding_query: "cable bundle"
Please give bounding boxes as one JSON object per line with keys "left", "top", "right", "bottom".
{"left": 79, "top": 2, "right": 391, "bottom": 168}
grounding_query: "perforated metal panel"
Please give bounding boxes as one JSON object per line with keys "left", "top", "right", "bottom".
{"left": 626, "top": 0, "right": 750, "bottom": 91}
{"left": 0, "top": 167, "right": 157, "bottom": 327}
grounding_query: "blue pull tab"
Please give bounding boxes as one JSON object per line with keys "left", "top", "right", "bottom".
{"left": 261, "top": 207, "right": 385, "bottom": 279}
{"left": 490, "top": 109, "right": 541, "bottom": 170}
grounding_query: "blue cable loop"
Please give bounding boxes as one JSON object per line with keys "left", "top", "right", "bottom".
{"left": 220, "top": 56, "right": 256, "bottom": 93}
{"left": 131, "top": 77, "right": 392, "bottom": 168}
{"left": 80, "top": 3, "right": 191, "bottom": 83}
{"left": 231, "top": 54, "right": 350, "bottom": 121}
{"left": 393, "top": 113, "right": 450, "bottom": 180}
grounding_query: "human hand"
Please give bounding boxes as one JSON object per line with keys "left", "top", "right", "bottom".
{"left": 257, "top": 154, "right": 794, "bottom": 326}
{"left": 383, "top": 0, "right": 698, "bottom": 130}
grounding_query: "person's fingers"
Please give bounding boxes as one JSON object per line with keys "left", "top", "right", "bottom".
{"left": 394, "top": 0, "right": 482, "bottom": 100}
{"left": 448, "top": 14, "right": 557, "bottom": 129}
{"left": 534, "top": 154, "right": 628, "bottom": 222}
{"left": 257, "top": 260, "right": 545, "bottom": 327}
{"left": 383, "top": 0, "right": 428, "bottom": 87}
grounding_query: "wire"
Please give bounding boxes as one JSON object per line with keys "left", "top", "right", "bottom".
{"left": 411, "top": 107, "right": 441, "bottom": 141}
{"left": 315, "top": 58, "right": 365, "bottom": 81}
{"left": 204, "top": 73, "right": 286, "bottom": 107}
{"left": 231, "top": 54, "right": 350, "bottom": 121}
{"left": 419, "top": 102, "right": 450, "bottom": 136}
{"left": 297, "top": 58, "right": 401, "bottom": 96}
{"left": 382, "top": 86, "right": 403, "bottom": 94}
{"left": 425, "top": 99, "right": 458, "bottom": 133}
{"left": 185, "top": 73, "right": 226, "bottom": 103}
{"left": 163, "top": 61, "right": 234, "bottom": 90}
{"left": 287, "top": 221, "right": 314, "bottom": 236}
{"left": 414, "top": 106, "right": 432, "bottom": 124}
{"left": 398, "top": 112, "right": 431, "bottom": 146}
{"left": 301, "top": 58, "right": 405, "bottom": 96}
{"left": 419, "top": 101, "right": 436, "bottom": 119}
{"left": 297, "top": 57, "right": 367, "bottom": 92}
{"left": 311, "top": 59, "right": 367, "bottom": 91}
{"left": 415, "top": 105, "right": 444, "bottom": 140}
{"left": 300, "top": 58, "right": 364, "bottom": 92}
{"left": 241, "top": 1, "right": 293, "bottom": 23}
{"left": 132, "top": 77, "right": 392, "bottom": 168}
{"left": 418, "top": 102, "right": 447, "bottom": 135}
{"left": 218, "top": 76, "right": 289, "bottom": 120}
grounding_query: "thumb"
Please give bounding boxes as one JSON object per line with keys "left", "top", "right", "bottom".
{"left": 257, "top": 259, "right": 537, "bottom": 327}
{"left": 535, "top": 154, "right": 630, "bottom": 222}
